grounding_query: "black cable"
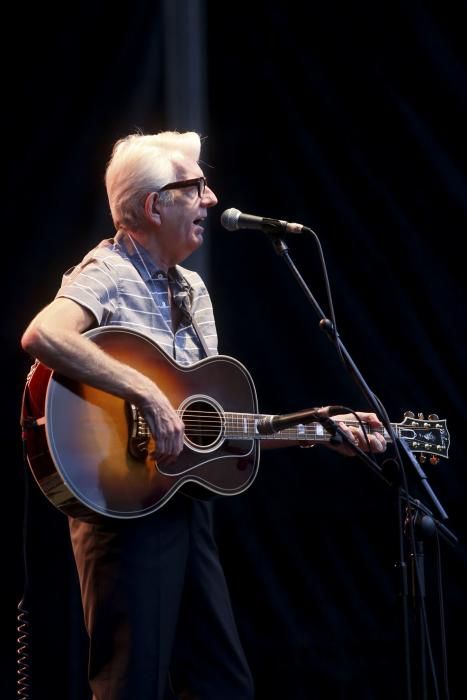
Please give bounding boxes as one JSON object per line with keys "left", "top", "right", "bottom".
{"left": 306, "top": 226, "right": 346, "bottom": 368}
{"left": 305, "top": 227, "right": 411, "bottom": 495}
{"left": 398, "top": 489, "right": 413, "bottom": 700}
{"left": 17, "top": 429, "right": 32, "bottom": 699}
{"left": 405, "top": 503, "right": 441, "bottom": 700}
{"left": 434, "top": 528, "right": 451, "bottom": 699}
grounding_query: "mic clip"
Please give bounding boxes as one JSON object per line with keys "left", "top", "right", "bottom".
{"left": 260, "top": 218, "right": 290, "bottom": 236}
{"left": 321, "top": 417, "right": 344, "bottom": 445}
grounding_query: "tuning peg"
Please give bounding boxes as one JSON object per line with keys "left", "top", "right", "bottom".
{"left": 417, "top": 412, "right": 425, "bottom": 420}
{"left": 429, "top": 456, "right": 440, "bottom": 465}
{"left": 428, "top": 413, "right": 439, "bottom": 421}
{"left": 404, "top": 411, "right": 415, "bottom": 418}
{"left": 418, "top": 454, "right": 426, "bottom": 464}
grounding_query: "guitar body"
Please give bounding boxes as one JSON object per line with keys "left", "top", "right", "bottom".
{"left": 21, "top": 326, "right": 259, "bottom": 521}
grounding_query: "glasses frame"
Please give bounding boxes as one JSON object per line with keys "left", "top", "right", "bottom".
{"left": 158, "top": 176, "right": 207, "bottom": 198}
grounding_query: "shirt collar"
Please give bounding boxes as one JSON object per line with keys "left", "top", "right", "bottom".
{"left": 114, "top": 229, "right": 166, "bottom": 282}
{"left": 113, "top": 231, "right": 192, "bottom": 296}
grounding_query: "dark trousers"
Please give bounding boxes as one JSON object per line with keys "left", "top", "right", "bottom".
{"left": 69, "top": 497, "right": 254, "bottom": 700}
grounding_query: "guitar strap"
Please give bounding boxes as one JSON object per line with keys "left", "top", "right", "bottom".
{"left": 172, "top": 268, "right": 211, "bottom": 359}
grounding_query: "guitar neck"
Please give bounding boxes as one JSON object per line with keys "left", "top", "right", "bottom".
{"left": 222, "top": 412, "right": 449, "bottom": 459}
{"left": 224, "top": 413, "right": 394, "bottom": 443}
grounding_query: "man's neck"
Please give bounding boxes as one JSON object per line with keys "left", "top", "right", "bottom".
{"left": 119, "top": 229, "right": 174, "bottom": 273}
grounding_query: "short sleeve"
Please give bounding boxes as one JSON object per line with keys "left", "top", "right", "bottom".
{"left": 56, "top": 256, "right": 119, "bottom": 325}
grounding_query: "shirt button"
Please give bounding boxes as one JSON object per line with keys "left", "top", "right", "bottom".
{"left": 157, "top": 273, "right": 164, "bottom": 280}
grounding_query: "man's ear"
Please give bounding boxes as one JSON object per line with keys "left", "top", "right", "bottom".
{"left": 144, "top": 192, "right": 161, "bottom": 224}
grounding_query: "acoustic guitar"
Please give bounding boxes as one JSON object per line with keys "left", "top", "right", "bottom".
{"left": 21, "top": 326, "right": 450, "bottom": 521}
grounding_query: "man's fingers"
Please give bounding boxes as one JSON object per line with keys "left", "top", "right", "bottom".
{"left": 344, "top": 427, "right": 386, "bottom": 453}
{"left": 156, "top": 421, "right": 185, "bottom": 461}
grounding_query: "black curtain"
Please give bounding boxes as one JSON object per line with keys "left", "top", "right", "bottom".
{"left": 5, "top": 2, "right": 466, "bottom": 699}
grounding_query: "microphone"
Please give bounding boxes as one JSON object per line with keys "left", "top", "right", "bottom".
{"left": 256, "top": 406, "right": 343, "bottom": 436}
{"left": 221, "top": 207, "right": 307, "bottom": 234}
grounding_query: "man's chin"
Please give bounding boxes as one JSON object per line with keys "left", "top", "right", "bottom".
{"left": 179, "top": 237, "right": 204, "bottom": 263}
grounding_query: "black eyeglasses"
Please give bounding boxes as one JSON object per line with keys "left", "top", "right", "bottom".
{"left": 159, "top": 176, "right": 207, "bottom": 198}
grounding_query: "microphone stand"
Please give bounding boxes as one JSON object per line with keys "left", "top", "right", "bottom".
{"left": 267, "top": 233, "right": 457, "bottom": 700}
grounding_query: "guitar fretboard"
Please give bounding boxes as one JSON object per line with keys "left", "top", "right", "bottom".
{"left": 222, "top": 413, "right": 392, "bottom": 442}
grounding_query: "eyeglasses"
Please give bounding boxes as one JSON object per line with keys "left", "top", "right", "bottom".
{"left": 159, "top": 176, "right": 207, "bottom": 198}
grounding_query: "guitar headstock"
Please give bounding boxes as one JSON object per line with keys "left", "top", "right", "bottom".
{"left": 396, "top": 412, "right": 450, "bottom": 463}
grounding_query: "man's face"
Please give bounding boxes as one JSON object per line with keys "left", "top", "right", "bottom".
{"left": 157, "top": 160, "right": 218, "bottom": 264}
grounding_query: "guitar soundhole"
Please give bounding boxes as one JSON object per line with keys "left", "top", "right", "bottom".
{"left": 181, "top": 398, "right": 224, "bottom": 451}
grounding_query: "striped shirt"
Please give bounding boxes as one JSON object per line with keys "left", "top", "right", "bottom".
{"left": 56, "top": 233, "right": 218, "bottom": 365}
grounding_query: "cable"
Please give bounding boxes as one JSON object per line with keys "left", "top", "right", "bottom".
{"left": 17, "top": 596, "right": 31, "bottom": 700}
{"left": 17, "top": 416, "right": 33, "bottom": 699}
{"left": 306, "top": 226, "right": 346, "bottom": 368}
{"left": 405, "top": 504, "right": 442, "bottom": 699}
{"left": 434, "top": 528, "right": 451, "bottom": 699}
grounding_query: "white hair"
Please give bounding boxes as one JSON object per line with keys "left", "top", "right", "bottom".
{"left": 105, "top": 131, "right": 202, "bottom": 230}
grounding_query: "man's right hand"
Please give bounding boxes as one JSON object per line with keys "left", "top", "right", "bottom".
{"left": 139, "top": 387, "right": 185, "bottom": 465}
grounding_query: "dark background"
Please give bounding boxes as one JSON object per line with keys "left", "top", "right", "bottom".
{"left": 4, "top": 2, "right": 466, "bottom": 699}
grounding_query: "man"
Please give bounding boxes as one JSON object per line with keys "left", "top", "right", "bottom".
{"left": 21, "top": 130, "right": 386, "bottom": 699}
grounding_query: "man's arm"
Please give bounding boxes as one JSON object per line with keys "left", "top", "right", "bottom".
{"left": 21, "top": 297, "right": 184, "bottom": 463}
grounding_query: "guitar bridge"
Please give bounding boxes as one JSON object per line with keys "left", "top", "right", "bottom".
{"left": 126, "top": 403, "right": 150, "bottom": 461}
